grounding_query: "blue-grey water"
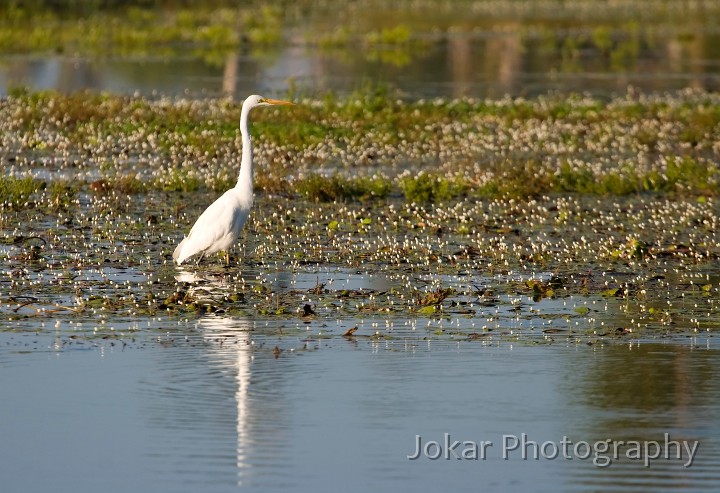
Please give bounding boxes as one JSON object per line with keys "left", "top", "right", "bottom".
{"left": 2, "top": 30, "right": 720, "bottom": 99}
{"left": 2, "top": 317, "right": 719, "bottom": 493}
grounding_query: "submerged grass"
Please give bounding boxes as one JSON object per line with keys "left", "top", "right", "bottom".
{"left": 3, "top": 88, "right": 719, "bottom": 201}
{"left": 0, "top": 176, "right": 42, "bottom": 208}
{"left": 400, "top": 173, "right": 467, "bottom": 203}
{"left": 0, "top": 5, "right": 283, "bottom": 56}
{"left": 296, "top": 175, "right": 392, "bottom": 202}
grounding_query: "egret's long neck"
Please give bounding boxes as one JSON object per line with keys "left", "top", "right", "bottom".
{"left": 236, "top": 106, "right": 254, "bottom": 200}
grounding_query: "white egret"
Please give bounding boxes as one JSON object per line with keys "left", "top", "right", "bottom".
{"left": 173, "top": 94, "right": 294, "bottom": 265}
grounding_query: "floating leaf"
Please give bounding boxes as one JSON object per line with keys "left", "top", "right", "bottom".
{"left": 467, "top": 332, "right": 490, "bottom": 340}
{"left": 417, "top": 287, "right": 454, "bottom": 306}
{"left": 302, "top": 304, "right": 315, "bottom": 316}
{"left": 626, "top": 238, "right": 649, "bottom": 260}
{"left": 549, "top": 276, "right": 564, "bottom": 288}
{"left": 527, "top": 279, "right": 555, "bottom": 301}
{"left": 343, "top": 326, "right": 358, "bottom": 337}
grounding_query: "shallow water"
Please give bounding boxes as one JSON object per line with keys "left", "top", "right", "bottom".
{"left": 1, "top": 318, "right": 718, "bottom": 493}
{"left": 1, "top": 30, "right": 719, "bottom": 99}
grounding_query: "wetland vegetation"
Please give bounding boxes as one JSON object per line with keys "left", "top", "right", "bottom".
{"left": 2, "top": 0, "right": 718, "bottom": 55}
{"left": 1, "top": 1, "right": 719, "bottom": 349}
{"left": 1, "top": 87, "right": 719, "bottom": 346}
{"left": 1, "top": 0, "right": 719, "bottom": 76}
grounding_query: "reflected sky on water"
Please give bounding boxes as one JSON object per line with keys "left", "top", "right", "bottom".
{"left": 1, "top": 319, "right": 719, "bottom": 492}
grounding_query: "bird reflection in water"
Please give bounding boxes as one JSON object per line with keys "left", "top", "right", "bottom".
{"left": 200, "top": 315, "right": 253, "bottom": 487}
{"left": 198, "top": 311, "right": 302, "bottom": 488}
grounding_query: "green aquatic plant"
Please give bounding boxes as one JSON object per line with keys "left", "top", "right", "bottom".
{"left": 364, "top": 25, "right": 411, "bottom": 46}
{"left": 296, "top": 174, "right": 391, "bottom": 202}
{"left": 91, "top": 175, "right": 146, "bottom": 195}
{"left": 46, "top": 180, "right": 78, "bottom": 210}
{"left": 243, "top": 5, "right": 282, "bottom": 45}
{"left": 474, "top": 159, "right": 555, "bottom": 199}
{"left": 154, "top": 168, "right": 202, "bottom": 193}
{"left": 400, "top": 173, "right": 466, "bottom": 203}
{"left": 591, "top": 26, "right": 613, "bottom": 54}
{"left": 365, "top": 48, "right": 413, "bottom": 67}
{"left": 610, "top": 22, "right": 641, "bottom": 71}
{"left": 295, "top": 175, "right": 342, "bottom": 202}
{"left": 644, "top": 156, "right": 718, "bottom": 195}
{"left": 679, "top": 107, "right": 720, "bottom": 146}
{"left": 316, "top": 26, "right": 352, "bottom": 48}
{"left": 1, "top": 88, "right": 720, "bottom": 203}
{"left": 0, "top": 4, "right": 285, "bottom": 56}
{"left": 0, "top": 176, "right": 41, "bottom": 208}
{"left": 526, "top": 279, "right": 556, "bottom": 302}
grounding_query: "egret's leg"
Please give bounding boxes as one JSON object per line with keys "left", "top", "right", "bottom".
{"left": 224, "top": 251, "right": 230, "bottom": 266}
{"left": 195, "top": 252, "right": 205, "bottom": 266}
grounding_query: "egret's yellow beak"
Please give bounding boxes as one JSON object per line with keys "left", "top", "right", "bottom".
{"left": 265, "top": 98, "right": 294, "bottom": 106}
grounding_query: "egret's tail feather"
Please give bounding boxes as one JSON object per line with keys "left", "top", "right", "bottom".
{"left": 173, "top": 239, "right": 187, "bottom": 265}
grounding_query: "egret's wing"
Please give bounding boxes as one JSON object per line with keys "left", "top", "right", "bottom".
{"left": 173, "top": 191, "right": 242, "bottom": 263}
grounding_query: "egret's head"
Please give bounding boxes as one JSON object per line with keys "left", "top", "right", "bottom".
{"left": 245, "top": 94, "right": 294, "bottom": 109}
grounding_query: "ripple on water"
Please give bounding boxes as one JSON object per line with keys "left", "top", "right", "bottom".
{"left": 1, "top": 313, "right": 719, "bottom": 492}
{"left": 563, "top": 343, "right": 720, "bottom": 492}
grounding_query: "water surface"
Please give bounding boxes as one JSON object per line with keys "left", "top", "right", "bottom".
{"left": 1, "top": 30, "right": 719, "bottom": 98}
{"left": 2, "top": 319, "right": 718, "bottom": 492}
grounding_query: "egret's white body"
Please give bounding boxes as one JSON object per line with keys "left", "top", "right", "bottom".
{"left": 173, "top": 95, "right": 293, "bottom": 265}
